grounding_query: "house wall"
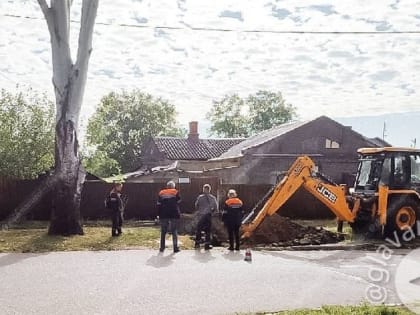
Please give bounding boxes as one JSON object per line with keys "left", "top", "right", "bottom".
{"left": 215, "top": 117, "right": 377, "bottom": 185}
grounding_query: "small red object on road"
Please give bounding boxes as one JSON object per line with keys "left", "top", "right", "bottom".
{"left": 244, "top": 248, "right": 252, "bottom": 262}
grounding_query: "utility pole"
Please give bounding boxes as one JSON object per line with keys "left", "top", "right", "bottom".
{"left": 382, "top": 121, "right": 387, "bottom": 141}
{"left": 411, "top": 138, "right": 417, "bottom": 148}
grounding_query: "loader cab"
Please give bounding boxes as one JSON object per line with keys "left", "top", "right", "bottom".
{"left": 355, "top": 147, "right": 420, "bottom": 194}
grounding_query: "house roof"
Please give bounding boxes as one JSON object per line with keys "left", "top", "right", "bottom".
{"left": 153, "top": 137, "right": 244, "bottom": 160}
{"left": 365, "top": 137, "right": 392, "bottom": 147}
{"left": 216, "top": 116, "right": 390, "bottom": 159}
{"left": 217, "top": 120, "right": 309, "bottom": 159}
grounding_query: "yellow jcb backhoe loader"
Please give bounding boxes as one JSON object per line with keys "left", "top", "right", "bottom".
{"left": 241, "top": 147, "right": 420, "bottom": 239}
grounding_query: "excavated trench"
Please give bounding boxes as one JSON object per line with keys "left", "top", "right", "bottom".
{"left": 178, "top": 213, "right": 344, "bottom": 247}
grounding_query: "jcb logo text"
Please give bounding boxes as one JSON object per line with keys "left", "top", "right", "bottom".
{"left": 316, "top": 184, "right": 337, "bottom": 204}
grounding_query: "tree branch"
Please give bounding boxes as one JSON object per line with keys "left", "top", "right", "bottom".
{"left": 76, "top": 0, "right": 99, "bottom": 71}
{"left": 37, "top": 0, "right": 49, "bottom": 15}
{"left": 37, "top": 0, "right": 53, "bottom": 31}
{"left": 70, "top": 0, "right": 98, "bottom": 123}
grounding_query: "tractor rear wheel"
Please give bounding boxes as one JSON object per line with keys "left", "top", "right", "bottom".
{"left": 384, "top": 198, "right": 419, "bottom": 237}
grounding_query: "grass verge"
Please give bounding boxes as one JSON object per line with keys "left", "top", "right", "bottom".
{"left": 0, "top": 219, "right": 348, "bottom": 253}
{"left": 260, "top": 304, "right": 414, "bottom": 315}
{"left": 0, "top": 221, "right": 194, "bottom": 253}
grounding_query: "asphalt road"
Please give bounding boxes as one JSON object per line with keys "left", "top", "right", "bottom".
{"left": 0, "top": 248, "right": 414, "bottom": 315}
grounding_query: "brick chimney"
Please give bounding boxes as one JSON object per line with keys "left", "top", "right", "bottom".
{"left": 188, "top": 121, "right": 199, "bottom": 141}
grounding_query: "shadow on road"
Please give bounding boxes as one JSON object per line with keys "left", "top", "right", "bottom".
{"left": 0, "top": 252, "right": 48, "bottom": 268}
{"left": 146, "top": 252, "right": 175, "bottom": 268}
{"left": 192, "top": 249, "right": 216, "bottom": 263}
{"left": 222, "top": 251, "right": 244, "bottom": 261}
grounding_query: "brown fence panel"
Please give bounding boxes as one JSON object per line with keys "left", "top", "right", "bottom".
{"left": 122, "top": 182, "right": 162, "bottom": 219}
{"left": 219, "top": 184, "right": 334, "bottom": 219}
{"left": 81, "top": 182, "right": 163, "bottom": 220}
{"left": 0, "top": 177, "right": 51, "bottom": 220}
{"left": 179, "top": 177, "right": 219, "bottom": 213}
{"left": 218, "top": 184, "right": 272, "bottom": 212}
{"left": 1, "top": 178, "right": 335, "bottom": 221}
{"left": 80, "top": 181, "right": 111, "bottom": 219}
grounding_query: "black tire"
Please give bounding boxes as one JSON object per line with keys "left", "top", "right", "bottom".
{"left": 384, "top": 197, "right": 419, "bottom": 237}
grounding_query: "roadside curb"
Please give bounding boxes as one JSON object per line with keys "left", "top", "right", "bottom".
{"left": 254, "top": 242, "right": 372, "bottom": 251}
{"left": 254, "top": 240, "right": 420, "bottom": 251}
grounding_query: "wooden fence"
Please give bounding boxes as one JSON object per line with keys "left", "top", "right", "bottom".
{"left": 0, "top": 177, "right": 334, "bottom": 221}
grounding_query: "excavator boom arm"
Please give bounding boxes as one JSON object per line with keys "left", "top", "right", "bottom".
{"left": 241, "top": 156, "right": 355, "bottom": 239}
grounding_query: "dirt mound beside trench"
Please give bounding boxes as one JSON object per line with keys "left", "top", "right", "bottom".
{"left": 245, "top": 214, "right": 344, "bottom": 246}
{"left": 179, "top": 213, "right": 344, "bottom": 247}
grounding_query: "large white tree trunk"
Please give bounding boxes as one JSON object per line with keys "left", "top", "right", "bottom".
{"left": 38, "top": 0, "right": 98, "bottom": 235}
{"left": 2, "top": 0, "right": 98, "bottom": 233}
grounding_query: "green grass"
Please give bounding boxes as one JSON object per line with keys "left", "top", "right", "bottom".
{"left": 259, "top": 304, "right": 414, "bottom": 315}
{"left": 0, "top": 221, "right": 194, "bottom": 253}
{"left": 0, "top": 219, "right": 349, "bottom": 253}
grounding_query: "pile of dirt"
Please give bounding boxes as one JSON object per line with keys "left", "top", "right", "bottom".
{"left": 245, "top": 215, "right": 344, "bottom": 246}
{"left": 178, "top": 213, "right": 344, "bottom": 247}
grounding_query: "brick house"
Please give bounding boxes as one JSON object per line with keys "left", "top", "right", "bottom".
{"left": 211, "top": 115, "right": 390, "bottom": 185}
{"left": 123, "top": 116, "right": 390, "bottom": 218}
{"left": 124, "top": 121, "right": 244, "bottom": 183}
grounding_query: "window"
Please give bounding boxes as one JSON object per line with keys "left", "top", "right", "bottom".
{"left": 394, "top": 155, "right": 409, "bottom": 185}
{"left": 411, "top": 154, "right": 420, "bottom": 184}
{"left": 325, "top": 138, "right": 340, "bottom": 149}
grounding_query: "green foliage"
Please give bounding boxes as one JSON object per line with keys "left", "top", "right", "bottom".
{"left": 206, "top": 90, "right": 296, "bottom": 138}
{"left": 0, "top": 88, "right": 54, "bottom": 179}
{"left": 272, "top": 303, "right": 413, "bottom": 315}
{"left": 85, "top": 90, "right": 186, "bottom": 175}
{"left": 248, "top": 90, "right": 296, "bottom": 132}
{"left": 82, "top": 150, "right": 121, "bottom": 179}
{"left": 206, "top": 94, "right": 249, "bottom": 138}
{"left": 0, "top": 221, "right": 195, "bottom": 252}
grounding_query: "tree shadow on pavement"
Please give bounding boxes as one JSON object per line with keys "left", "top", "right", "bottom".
{"left": 192, "top": 249, "right": 216, "bottom": 263}
{"left": 146, "top": 252, "right": 175, "bottom": 268}
{"left": 0, "top": 252, "right": 49, "bottom": 268}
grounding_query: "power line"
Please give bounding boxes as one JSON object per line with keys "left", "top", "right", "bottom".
{"left": 3, "top": 13, "right": 420, "bottom": 35}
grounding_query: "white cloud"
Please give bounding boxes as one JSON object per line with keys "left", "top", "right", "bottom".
{"left": 0, "top": 0, "right": 420, "bottom": 140}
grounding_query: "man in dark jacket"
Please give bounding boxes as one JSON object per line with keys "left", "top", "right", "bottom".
{"left": 222, "top": 189, "right": 243, "bottom": 251}
{"left": 194, "top": 184, "right": 218, "bottom": 250}
{"left": 106, "top": 183, "right": 126, "bottom": 237}
{"left": 157, "top": 181, "right": 181, "bottom": 253}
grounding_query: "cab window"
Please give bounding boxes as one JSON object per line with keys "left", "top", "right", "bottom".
{"left": 411, "top": 154, "right": 420, "bottom": 184}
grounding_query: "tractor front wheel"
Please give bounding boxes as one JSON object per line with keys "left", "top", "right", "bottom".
{"left": 384, "top": 198, "right": 419, "bottom": 237}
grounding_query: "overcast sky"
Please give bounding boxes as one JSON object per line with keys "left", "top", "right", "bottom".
{"left": 1, "top": 0, "right": 419, "bottom": 139}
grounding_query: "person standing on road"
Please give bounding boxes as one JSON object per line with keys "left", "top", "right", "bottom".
{"left": 157, "top": 180, "right": 181, "bottom": 253}
{"left": 106, "top": 182, "right": 126, "bottom": 237}
{"left": 222, "top": 189, "right": 243, "bottom": 251}
{"left": 194, "top": 184, "right": 218, "bottom": 250}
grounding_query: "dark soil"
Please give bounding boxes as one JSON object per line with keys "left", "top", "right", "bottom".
{"left": 179, "top": 213, "right": 344, "bottom": 247}
{"left": 245, "top": 214, "right": 344, "bottom": 247}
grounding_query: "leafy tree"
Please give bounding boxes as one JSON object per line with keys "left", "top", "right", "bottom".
{"left": 206, "top": 94, "right": 249, "bottom": 138}
{"left": 82, "top": 150, "right": 121, "bottom": 179}
{"left": 0, "top": 88, "right": 54, "bottom": 179}
{"left": 206, "top": 90, "right": 297, "bottom": 137}
{"left": 86, "top": 90, "right": 186, "bottom": 174}
{"left": 248, "top": 91, "right": 296, "bottom": 132}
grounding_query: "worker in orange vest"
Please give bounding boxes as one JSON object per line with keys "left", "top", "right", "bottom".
{"left": 157, "top": 181, "right": 181, "bottom": 253}
{"left": 222, "top": 189, "right": 243, "bottom": 251}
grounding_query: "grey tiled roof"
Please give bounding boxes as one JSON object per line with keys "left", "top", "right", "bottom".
{"left": 217, "top": 116, "right": 390, "bottom": 159}
{"left": 366, "top": 137, "right": 392, "bottom": 147}
{"left": 154, "top": 137, "right": 244, "bottom": 160}
{"left": 218, "top": 120, "right": 309, "bottom": 158}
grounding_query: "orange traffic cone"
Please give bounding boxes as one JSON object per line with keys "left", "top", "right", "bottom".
{"left": 244, "top": 248, "right": 252, "bottom": 262}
